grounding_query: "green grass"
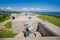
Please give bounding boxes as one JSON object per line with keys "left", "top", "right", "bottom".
{"left": 0, "top": 16, "right": 10, "bottom": 23}
{"left": 0, "top": 22, "right": 17, "bottom": 38}
{"left": 37, "top": 14, "right": 60, "bottom": 27}
{"left": 0, "top": 13, "right": 10, "bottom": 22}
{"left": 5, "top": 22, "right": 12, "bottom": 29}
{"left": 0, "top": 30, "right": 17, "bottom": 38}
{"left": 3, "top": 16, "right": 10, "bottom": 20}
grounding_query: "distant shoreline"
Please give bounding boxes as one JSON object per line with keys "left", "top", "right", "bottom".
{"left": 34, "top": 12, "right": 60, "bottom": 16}
{"left": 0, "top": 11, "right": 60, "bottom": 16}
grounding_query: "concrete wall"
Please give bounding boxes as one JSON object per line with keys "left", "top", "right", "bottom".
{"left": 38, "top": 22, "right": 59, "bottom": 36}
{"left": 12, "top": 21, "right": 27, "bottom": 33}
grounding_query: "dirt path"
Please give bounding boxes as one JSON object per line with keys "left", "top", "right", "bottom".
{"left": 0, "top": 19, "right": 11, "bottom": 29}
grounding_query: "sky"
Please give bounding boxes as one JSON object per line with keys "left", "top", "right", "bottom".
{"left": 0, "top": 0, "right": 60, "bottom": 12}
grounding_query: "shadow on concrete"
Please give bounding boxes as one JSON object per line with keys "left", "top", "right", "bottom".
{"left": 37, "top": 22, "right": 59, "bottom": 37}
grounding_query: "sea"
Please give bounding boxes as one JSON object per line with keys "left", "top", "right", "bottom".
{"left": 36, "top": 12, "right": 60, "bottom": 16}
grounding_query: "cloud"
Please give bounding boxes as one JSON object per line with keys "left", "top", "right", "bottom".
{"left": 6, "top": 7, "right": 13, "bottom": 11}
{"left": 20, "top": 8, "right": 43, "bottom": 11}
{"left": 22, "top": 8, "right": 28, "bottom": 10}
{"left": 0, "top": 7, "right": 60, "bottom": 12}
{"left": 0, "top": 7, "right": 3, "bottom": 10}
{"left": 0, "top": 7, "right": 44, "bottom": 11}
{"left": 30, "top": 8, "right": 43, "bottom": 11}
{"left": 30, "top": 8, "right": 36, "bottom": 11}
